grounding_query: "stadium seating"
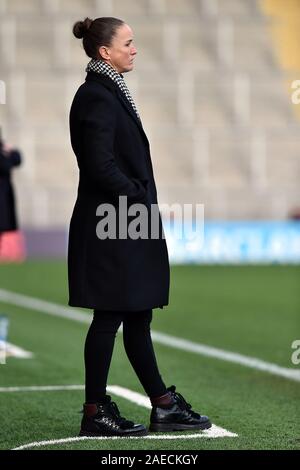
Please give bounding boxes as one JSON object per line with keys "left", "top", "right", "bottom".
{"left": 0, "top": 0, "right": 299, "bottom": 226}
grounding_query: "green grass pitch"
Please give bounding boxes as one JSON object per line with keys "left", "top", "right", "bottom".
{"left": 0, "top": 261, "right": 299, "bottom": 450}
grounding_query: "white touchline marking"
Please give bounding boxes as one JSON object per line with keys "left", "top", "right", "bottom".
{"left": 0, "top": 385, "right": 85, "bottom": 392}
{"left": 0, "top": 288, "right": 90, "bottom": 324}
{"left": 8, "top": 385, "right": 237, "bottom": 449}
{"left": 0, "top": 288, "right": 299, "bottom": 383}
{"left": 108, "top": 385, "right": 152, "bottom": 409}
{"left": 0, "top": 384, "right": 164, "bottom": 409}
{"left": 150, "top": 331, "right": 300, "bottom": 382}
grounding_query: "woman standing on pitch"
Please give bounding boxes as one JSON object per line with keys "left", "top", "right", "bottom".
{"left": 68, "top": 16, "right": 211, "bottom": 437}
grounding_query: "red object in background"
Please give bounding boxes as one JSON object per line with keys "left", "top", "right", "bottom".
{"left": 0, "top": 230, "right": 26, "bottom": 262}
{"left": 289, "top": 207, "right": 300, "bottom": 220}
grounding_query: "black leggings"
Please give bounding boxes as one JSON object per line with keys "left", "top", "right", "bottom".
{"left": 84, "top": 309, "right": 167, "bottom": 403}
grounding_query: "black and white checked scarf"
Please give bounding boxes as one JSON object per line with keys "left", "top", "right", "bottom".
{"left": 86, "top": 59, "right": 141, "bottom": 121}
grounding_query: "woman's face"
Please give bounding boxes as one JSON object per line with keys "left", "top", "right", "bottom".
{"left": 99, "top": 23, "right": 137, "bottom": 73}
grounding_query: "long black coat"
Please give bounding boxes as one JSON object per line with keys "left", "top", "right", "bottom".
{"left": 0, "top": 148, "right": 21, "bottom": 233}
{"left": 68, "top": 71, "right": 170, "bottom": 311}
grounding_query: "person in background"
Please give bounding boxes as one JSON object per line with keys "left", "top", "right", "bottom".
{"left": 0, "top": 130, "right": 22, "bottom": 257}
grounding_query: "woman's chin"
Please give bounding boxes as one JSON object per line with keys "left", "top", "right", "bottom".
{"left": 125, "top": 63, "right": 134, "bottom": 72}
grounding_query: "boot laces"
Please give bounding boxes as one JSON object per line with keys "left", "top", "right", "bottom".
{"left": 109, "top": 401, "right": 134, "bottom": 428}
{"left": 168, "top": 385, "right": 200, "bottom": 419}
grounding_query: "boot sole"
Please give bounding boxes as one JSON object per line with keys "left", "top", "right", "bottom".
{"left": 79, "top": 429, "right": 148, "bottom": 438}
{"left": 149, "top": 420, "right": 212, "bottom": 432}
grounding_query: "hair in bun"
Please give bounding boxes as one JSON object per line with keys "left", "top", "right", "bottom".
{"left": 72, "top": 17, "right": 124, "bottom": 59}
{"left": 73, "top": 17, "right": 93, "bottom": 39}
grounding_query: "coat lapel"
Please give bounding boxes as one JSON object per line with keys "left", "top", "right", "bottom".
{"left": 85, "top": 72, "right": 149, "bottom": 145}
{"left": 115, "top": 88, "right": 142, "bottom": 129}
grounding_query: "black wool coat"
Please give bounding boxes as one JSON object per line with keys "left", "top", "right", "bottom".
{"left": 0, "top": 148, "right": 21, "bottom": 233}
{"left": 68, "top": 71, "right": 170, "bottom": 311}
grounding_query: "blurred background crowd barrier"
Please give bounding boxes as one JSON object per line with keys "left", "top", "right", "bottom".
{"left": 0, "top": 0, "right": 299, "bottom": 263}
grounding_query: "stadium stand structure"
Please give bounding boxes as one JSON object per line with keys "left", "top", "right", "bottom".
{"left": 0, "top": 0, "right": 299, "bottom": 228}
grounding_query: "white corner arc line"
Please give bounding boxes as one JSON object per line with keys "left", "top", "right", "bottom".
{"left": 13, "top": 427, "right": 238, "bottom": 450}
{"left": 0, "top": 288, "right": 299, "bottom": 383}
{"left": 10, "top": 385, "right": 237, "bottom": 449}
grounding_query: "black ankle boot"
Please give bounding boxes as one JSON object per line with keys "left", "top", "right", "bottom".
{"left": 149, "top": 385, "right": 211, "bottom": 432}
{"left": 79, "top": 395, "right": 147, "bottom": 437}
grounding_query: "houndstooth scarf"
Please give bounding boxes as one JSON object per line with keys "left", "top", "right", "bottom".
{"left": 86, "top": 59, "right": 141, "bottom": 121}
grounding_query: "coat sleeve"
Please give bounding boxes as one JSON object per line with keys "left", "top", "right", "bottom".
{"left": 0, "top": 149, "right": 21, "bottom": 175}
{"left": 81, "top": 92, "right": 148, "bottom": 204}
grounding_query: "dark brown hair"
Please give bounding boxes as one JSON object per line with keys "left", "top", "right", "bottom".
{"left": 72, "top": 17, "right": 125, "bottom": 59}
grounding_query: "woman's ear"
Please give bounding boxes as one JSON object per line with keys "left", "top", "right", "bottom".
{"left": 98, "top": 46, "right": 109, "bottom": 60}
